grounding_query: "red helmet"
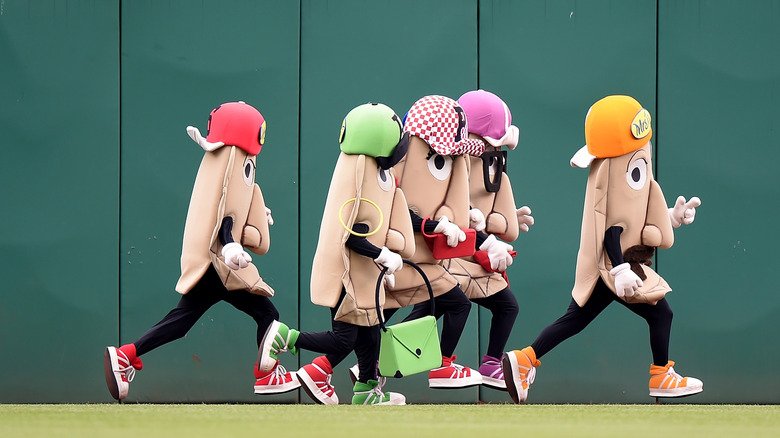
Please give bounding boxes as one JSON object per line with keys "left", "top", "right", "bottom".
{"left": 206, "top": 101, "right": 266, "bottom": 155}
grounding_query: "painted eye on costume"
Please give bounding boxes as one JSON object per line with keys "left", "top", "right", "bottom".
{"left": 242, "top": 156, "right": 256, "bottom": 187}
{"left": 626, "top": 158, "right": 647, "bottom": 190}
{"left": 377, "top": 168, "right": 394, "bottom": 192}
{"left": 427, "top": 153, "right": 453, "bottom": 181}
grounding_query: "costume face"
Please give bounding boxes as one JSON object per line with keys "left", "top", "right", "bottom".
{"left": 396, "top": 135, "right": 470, "bottom": 226}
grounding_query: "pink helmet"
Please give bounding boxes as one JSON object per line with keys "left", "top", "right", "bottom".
{"left": 205, "top": 101, "right": 266, "bottom": 155}
{"left": 457, "top": 90, "right": 519, "bottom": 150}
{"left": 403, "top": 95, "right": 484, "bottom": 156}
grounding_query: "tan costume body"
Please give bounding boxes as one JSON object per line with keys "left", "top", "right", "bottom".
{"left": 572, "top": 143, "right": 674, "bottom": 306}
{"left": 446, "top": 153, "right": 520, "bottom": 299}
{"left": 383, "top": 136, "right": 471, "bottom": 308}
{"left": 310, "top": 153, "right": 415, "bottom": 326}
{"left": 175, "top": 145, "right": 274, "bottom": 296}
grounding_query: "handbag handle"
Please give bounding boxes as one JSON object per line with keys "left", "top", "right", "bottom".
{"left": 420, "top": 217, "right": 436, "bottom": 239}
{"left": 374, "top": 259, "right": 435, "bottom": 332}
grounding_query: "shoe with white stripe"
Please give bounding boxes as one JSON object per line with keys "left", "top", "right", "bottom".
{"left": 257, "top": 320, "right": 299, "bottom": 373}
{"left": 502, "top": 347, "right": 540, "bottom": 403}
{"left": 649, "top": 361, "right": 703, "bottom": 398}
{"left": 428, "top": 355, "right": 482, "bottom": 389}
{"left": 103, "top": 345, "right": 143, "bottom": 400}
{"left": 478, "top": 354, "right": 506, "bottom": 390}
{"left": 351, "top": 378, "right": 406, "bottom": 405}
{"left": 253, "top": 361, "right": 300, "bottom": 394}
{"left": 297, "top": 356, "right": 339, "bottom": 404}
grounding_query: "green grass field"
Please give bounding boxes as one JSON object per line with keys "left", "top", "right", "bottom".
{"left": 1, "top": 404, "right": 778, "bottom": 438}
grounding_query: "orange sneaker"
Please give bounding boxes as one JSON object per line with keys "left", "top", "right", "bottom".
{"left": 501, "top": 347, "right": 540, "bottom": 403}
{"left": 649, "top": 361, "right": 703, "bottom": 397}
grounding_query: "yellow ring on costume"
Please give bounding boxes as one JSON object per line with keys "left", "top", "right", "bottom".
{"left": 338, "top": 197, "right": 383, "bottom": 237}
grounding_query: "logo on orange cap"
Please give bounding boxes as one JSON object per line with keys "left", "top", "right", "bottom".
{"left": 570, "top": 95, "right": 653, "bottom": 168}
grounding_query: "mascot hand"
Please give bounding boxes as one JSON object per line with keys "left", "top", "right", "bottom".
{"left": 516, "top": 206, "right": 535, "bottom": 232}
{"left": 383, "top": 272, "right": 396, "bottom": 289}
{"left": 374, "top": 246, "right": 403, "bottom": 274}
{"left": 469, "top": 208, "right": 486, "bottom": 232}
{"left": 669, "top": 196, "right": 701, "bottom": 228}
{"left": 610, "top": 263, "right": 642, "bottom": 298}
{"left": 434, "top": 216, "right": 467, "bottom": 247}
{"left": 479, "top": 234, "right": 514, "bottom": 271}
{"left": 265, "top": 207, "right": 274, "bottom": 226}
{"left": 222, "top": 242, "right": 252, "bottom": 270}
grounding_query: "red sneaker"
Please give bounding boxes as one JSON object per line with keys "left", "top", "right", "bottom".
{"left": 253, "top": 361, "right": 300, "bottom": 394}
{"left": 104, "top": 344, "right": 143, "bottom": 400}
{"left": 297, "top": 356, "right": 339, "bottom": 404}
{"left": 428, "top": 355, "right": 482, "bottom": 389}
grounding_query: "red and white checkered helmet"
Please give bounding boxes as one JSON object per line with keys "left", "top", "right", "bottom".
{"left": 403, "top": 95, "right": 485, "bottom": 156}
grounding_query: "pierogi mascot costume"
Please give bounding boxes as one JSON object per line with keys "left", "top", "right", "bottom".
{"left": 257, "top": 103, "right": 411, "bottom": 405}
{"left": 441, "top": 89, "right": 533, "bottom": 390}
{"left": 502, "top": 95, "right": 703, "bottom": 403}
{"left": 383, "top": 95, "right": 512, "bottom": 389}
{"left": 104, "top": 102, "right": 298, "bottom": 401}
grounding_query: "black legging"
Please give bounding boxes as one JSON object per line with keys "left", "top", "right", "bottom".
{"left": 296, "top": 302, "right": 380, "bottom": 383}
{"left": 133, "top": 265, "right": 279, "bottom": 356}
{"left": 531, "top": 278, "right": 673, "bottom": 366}
{"left": 470, "top": 287, "right": 519, "bottom": 358}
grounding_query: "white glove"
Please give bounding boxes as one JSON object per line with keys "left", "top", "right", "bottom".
{"left": 516, "top": 206, "right": 535, "bottom": 233}
{"left": 668, "top": 196, "right": 701, "bottom": 228}
{"left": 374, "top": 246, "right": 403, "bottom": 274}
{"left": 434, "top": 216, "right": 466, "bottom": 247}
{"left": 265, "top": 207, "right": 274, "bottom": 226}
{"left": 609, "top": 263, "right": 642, "bottom": 298}
{"left": 479, "top": 234, "right": 514, "bottom": 271}
{"left": 383, "top": 272, "right": 396, "bottom": 289}
{"left": 469, "top": 208, "right": 486, "bottom": 232}
{"left": 222, "top": 242, "right": 252, "bottom": 270}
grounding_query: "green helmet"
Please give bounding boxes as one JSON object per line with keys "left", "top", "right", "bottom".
{"left": 339, "top": 103, "right": 404, "bottom": 158}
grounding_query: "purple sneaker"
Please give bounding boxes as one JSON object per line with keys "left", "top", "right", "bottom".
{"left": 479, "top": 354, "right": 506, "bottom": 390}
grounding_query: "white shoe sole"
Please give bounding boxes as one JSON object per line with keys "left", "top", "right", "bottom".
{"left": 253, "top": 372, "right": 301, "bottom": 395}
{"left": 297, "top": 369, "right": 339, "bottom": 405}
{"left": 429, "top": 374, "right": 482, "bottom": 389}
{"left": 481, "top": 375, "right": 507, "bottom": 391}
{"left": 502, "top": 352, "right": 529, "bottom": 403}
{"left": 650, "top": 384, "right": 703, "bottom": 398}
{"left": 257, "top": 320, "right": 282, "bottom": 373}
{"left": 103, "top": 347, "right": 128, "bottom": 400}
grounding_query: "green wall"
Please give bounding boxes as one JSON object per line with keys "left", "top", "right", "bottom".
{"left": 0, "top": 0, "right": 777, "bottom": 404}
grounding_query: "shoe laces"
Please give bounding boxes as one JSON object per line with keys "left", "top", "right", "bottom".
{"left": 272, "top": 364, "right": 289, "bottom": 380}
{"left": 666, "top": 366, "right": 683, "bottom": 382}
{"left": 117, "top": 351, "right": 137, "bottom": 383}
{"left": 272, "top": 332, "right": 290, "bottom": 355}
{"left": 527, "top": 366, "right": 536, "bottom": 385}
{"left": 309, "top": 363, "right": 335, "bottom": 393}
{"left": 360, "top": 383, "right": 386, "bottom": 405}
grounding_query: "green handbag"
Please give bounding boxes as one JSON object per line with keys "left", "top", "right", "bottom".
{"left": 375, "top": 260, "right": 442, "bottom": 378}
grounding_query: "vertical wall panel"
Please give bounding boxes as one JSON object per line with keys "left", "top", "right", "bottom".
{"left": 298, "top": 0, "right": 480, "bottom": 403}
{"left": 120, "top": 0, "right": 299, "bottom": 402}
{"left": 657, "top": 0, "right": 780, "bottom": 403}
{"left": 0, "top": 0, "right": 119, "bottom": 402}
{"left": 478, "top": 0, "right": 658, "bottom": 403}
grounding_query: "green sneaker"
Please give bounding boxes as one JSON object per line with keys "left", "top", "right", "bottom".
{"left": 257, "top": 320, "right": 299, "bottom": 373}
{"left": 351, "top": 378, "right": 406, "bottom": 405}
